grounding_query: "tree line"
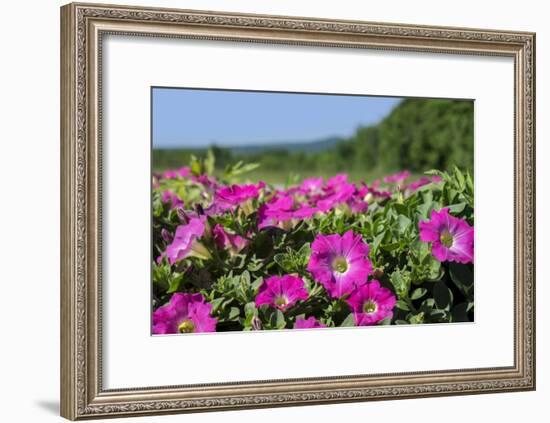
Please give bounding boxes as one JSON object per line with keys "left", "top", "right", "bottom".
{"left": 153, "top": 98, "right": 474, "bottom": 178}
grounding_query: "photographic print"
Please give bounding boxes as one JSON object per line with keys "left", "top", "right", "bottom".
{"left": 151, "top": 88, "right": 474, "bottom": 335}
{"left": 61, "top": 6, "right": 535, "bottom": 418}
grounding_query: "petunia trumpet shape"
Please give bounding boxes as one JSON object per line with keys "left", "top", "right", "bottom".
{"left": 307, "top": 230, "right": 373, "bottom": 298}
{"left": 419, "top": 208, "right": 474, "bottom": 264}
{"left": 214, "top": 182, "right": 265, "bottom": 214}
{"left": 161, "top": 166, "right": 191, "bottom": 180}
{"left": 255, "top": 275, "right": 308, "bottom": 311}
{"left": 383, "top": 170, "right": 410, "bottom": 184}
{"left": 165, "top": 217, "right": 211, "bottom": 264}
{"left": 212, "top": 224, "right": 249, "bottom": 255}
{"left": 346, "top": 280, "right": 396, "bottom": 326}
{"left": 152, "top": 293, "right": 217, "bottom": 334}
{"left": 294, "top": 316, "right": 326, "bottom": 329}
{"left": 160, "top": 190, "right": 184, "bottom": 209}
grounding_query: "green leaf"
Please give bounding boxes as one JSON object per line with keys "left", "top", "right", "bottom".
{"left": 395, "top": 300, "right": 410, "bottom": 311}
{"left": 189, "top": 155, "right": 202, "bottom": 176}
{"left": 251, "top": 277, "right": 263, "bottom": 292}
{"left": 228, "top": 307, "right": 241, "bottom": 320}
{"left": 340, "top": 313, "right": 356, "bottom": 327}
{"left": 210, "top": 297, "right": 225, "bottom": 315}
{"left": 378, "top": 317, "right": 392, "bottom": 325}
{"left": 372, "top": 233, "right": 385, "bottom": 254}
{"left": 244, "top": 302, "right": 258, "bottom": 317}
{"left": 449, "top": 263, "right": 474, "bottom": 287}
{"left": 298, "top": 242, "right": 311, "bottom": 259}
{"left": 430, "top": 309, "right": 447, "bottom": 319}
{"left": 447, "top": 202, "right": 466, "bottom": 214}
{"left": 454, "top": 166, "right": 466, "bottom": 190}
{"left": 204, "top": 149, "right": 215, "bottom": 175}
{"left": 273, "top": 253, "right": 294, "bottom": 272}
{"left": 410, "top": 288, "right": 427, "bottom": 300}
{"left": 390, "top": 269, "right": 411, "bottom": 299}
{"left": 274, "top": 310, "right": 286, "bottom": 329}
{"left": 396, "top": 214, "right": 411, "bottom": 234}
{"left": 166, "top": 273, "right": 184, "bottom": 293}
{"left": 433, "top": 281, "right": 452, "bottom": 309}
{"left": 408, "top": 312, "right": 425, "bottom": 324}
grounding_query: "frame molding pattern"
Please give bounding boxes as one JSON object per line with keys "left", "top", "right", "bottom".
{"left": 61, "top": 3, "right": 535, "bottom": 420}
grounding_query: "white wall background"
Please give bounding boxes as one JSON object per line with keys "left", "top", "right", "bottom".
{"left": 0, "top": 0, "right": 546, "bottom": 421}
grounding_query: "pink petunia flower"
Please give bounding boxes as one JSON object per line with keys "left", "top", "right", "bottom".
{"left": 164, "top": 217, "right": 211, "bottom": 264}
{"left": 383, "top": 170, "right": 410, "bottom": 184}
{"left": 343, "top": 185, "right": 369, "bottom": 214}
{"left": 294, "top": 316, "right": 326, "bottom": 329}
{"left": 152, "top": 293, "right": 217, "bottom": 334}
{"left": 307, "top": 230, "right": 373, "bottom": 298}
{"left": 255, "top": 275, "right": 308, "bottom": 311}
{"left": 212, "top": 224, "right": 249, "bottom": 255}
{"left": 214, "top": 182, "right": 265, "bottom": 214}
{"left": 192, "top": 174, "right": 220, "bottom": 190}
{"left": 316, "top": 182, "right": 356, "bottom": 212}
{"left": 258, "top": 194, "right": 317, "bottom": 230}
{"left": 346, "top": 280, "right": 396, "bottom": 326}
{"left": 419, "top": 208, "right": 474, "bottom": 264}
{"left": 160, "top": 190, "right": 184, "bottom": 209}
{"left": 406, "top": 175, "right": 443, "bottom": 192}
{"left": 299, "top": 177, "right": 324, "bottom": 195}
{"left": 326, "top": 174, "right": 348, "bottom": 188}
{"left": 161, "top": 166, "right": 191, "bottom": 180}
{"left": 361, "top": 182, "right": 392, "bottom": 203}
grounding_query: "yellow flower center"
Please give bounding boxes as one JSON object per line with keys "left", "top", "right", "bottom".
{"left": 274, "top": 295, "right": 288, "bottom": 307}
{"left": 363, "top": 300, "right": 378, "bottom": 314}
{"left": 440, "top": 229, "right": 454, "bottom": 248}
{"left": 332, "top": 256, "right": 349, "bottom": 273}
{"left": 178, "top": 319, "right": 195, "bottom": 333}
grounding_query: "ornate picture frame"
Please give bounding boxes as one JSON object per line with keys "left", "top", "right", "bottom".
{"left": 60, "top": 2, "right": 535, "bottom": 420}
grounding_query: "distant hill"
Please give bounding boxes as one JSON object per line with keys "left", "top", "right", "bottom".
{"left": 154, "top": 136, "right": 344, "bottom": 156}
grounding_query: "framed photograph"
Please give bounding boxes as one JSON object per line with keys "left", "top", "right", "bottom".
{"left": 60, "top": 2, "right": 536, "bottom": 420}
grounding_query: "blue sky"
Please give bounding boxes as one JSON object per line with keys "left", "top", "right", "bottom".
{"left": 152, "top": 88, "right": 401, "bottom": 148}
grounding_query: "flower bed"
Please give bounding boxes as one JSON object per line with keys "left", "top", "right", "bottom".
{"left": 152, "top": 156, "right": 474, "bottom": 334}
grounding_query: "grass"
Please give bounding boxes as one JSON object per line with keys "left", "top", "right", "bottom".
{"left": 152, "top": 164, "right": 429, "bottom": 188}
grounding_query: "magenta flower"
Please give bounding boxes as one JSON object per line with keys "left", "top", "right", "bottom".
{"left": 307, "top": 230, "right": 373, "bottom": 298}
{"left": 326, "top": 174, "right": 348, "bottom": 188}
{"left": 419, "top": 208, "right": 474, "bottom": 264}
{"left": 162, "top": 166, "right": 191, "bottom": 180}
{"left": 160, "top": 190, "right": 184, "bottom": 209}
{"left": 192, "top": 174, "right": 219, "bottom": 190}
{"left": 292, "top": 205, "right": 318, "bottom": 219}
{"left": 215, "top": 182, "right": 265, "bottom": 212}
{"left": 363, "top": 183, "right": 392, "bottom": 202}
{"left": 258, "top": 195, "right": 317, "bottom": 230}
{"left": 255, "top": 275, "right": 308, "bottom": 311}
{"left": 212, "top": 224, "right": 249, "bottom": 255}
{"left": 165, "top": 217, "right": 211, "bottom": 264}
{"left": 294, "top": 316, "right": 326, "bottom": 329}
{"left": 346, "top": 280, "right": 396, "bottom": 326}
{"left": 344, "top": 186, "right": 369, "bottom": 213}
{"left": 406, "top": 175, "right": 443, "bottom": 192}
{"left": 316, "top": 182, "right": 355, "bottom": 212}
{"left": 299, "top": 177, "right": 324, "bottom": 195}
{"left": 383, "top": 170, "right": 410, "bottom": 184}
{"left": 152, "top": 293, "right": 217, "bottom": 334}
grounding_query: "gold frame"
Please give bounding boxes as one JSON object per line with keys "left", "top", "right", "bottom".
{"left": 60, "top": 2, "right": 536, "bottom": 420}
